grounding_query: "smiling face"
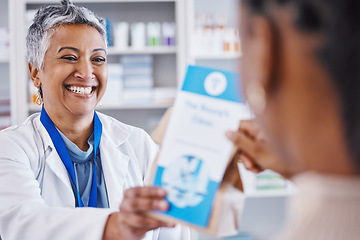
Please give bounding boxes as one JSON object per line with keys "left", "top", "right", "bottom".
{"left": 32, "top": 24, "right": 107, "bottom": 121}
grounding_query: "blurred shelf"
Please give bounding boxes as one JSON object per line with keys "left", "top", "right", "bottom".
{"left": 192, "top": 52, "right": 242, "bottom": 60}
{"left": 107, "top": 46, "right": 177, "bottom": 55}
{"left": 244, "top": 191, "right": 295, "bottom": 198}
{"left": 29, "top": 101, "right": 174, "bottom": 111}
{"left": 96, "top": 102, "right": 173, "bottom": 110}
{"left": 26, "top": 0, "right": 176, "bottom": 4}
{"left": 0, "top": 57, "right": 9, "bottom": 63}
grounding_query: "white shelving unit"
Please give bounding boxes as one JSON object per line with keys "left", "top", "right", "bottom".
{"left": 192, "top": 52, "right": 242, "bottom": 60}
{"left": 185, "top": 0, "right": 241, "bottom": 72}
{"left": 107, "top": 46, "right": 177, "bottom": 55}
{"left": 26, "top": 0, "right": 177, "bottom": 2}
{"left": 28, "top": 101, "right": 173, "bottom": 111}
{"left": 9, "top": 0, "right": 186, "bottom": 133}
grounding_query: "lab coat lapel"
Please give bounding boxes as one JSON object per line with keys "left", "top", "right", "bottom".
{"left": 96, "top": 112, "right": 131, "bottom": 209}
{"left": 45, "top": 148, "right": 73, "bottom": 192}
{"left": 36, "top": 109, "right": 71, "bottom": 191}
{"left": 100, "top": 136, "right": 130, "bottom": 209}
{"left": 36, "top": 116, "right": 74, "bottom": 204}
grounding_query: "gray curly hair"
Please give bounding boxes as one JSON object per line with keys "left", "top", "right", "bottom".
{"left": 26, "top": 0, "right": 107, "bottom": 69}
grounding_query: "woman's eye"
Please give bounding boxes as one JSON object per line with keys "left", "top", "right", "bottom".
{"left": 92, "top": 57, "right": 106, "bottom": 63}
{"left": 61, "top": 56, "right": 77, "bottom": 61}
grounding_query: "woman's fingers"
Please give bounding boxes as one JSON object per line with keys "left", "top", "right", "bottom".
{"left": 240, "top": 120, "right": 268, "bottom": 143}
{"left": 120, "top": 195, "right": 168, "bottom": 213}
{"left": 104, "top": 187, "right": 175, "bottom": 240}
{"left": 227, "top": 124, "right": 291, "bottom": 177}
{"left": 121, "top": 187, "right": 168, "bottom": 212}
{"left": 226, "top": 123, "right": 271, "bottom": 173}
{"left": 239, "top": 120, "right": 260, "bottom": 139}
{"left": 120, "top": 212, "right": 174, "bottom": 230}
{"left": 226, "top": 130, "right": 258, "bottom": 157}
{"left": 239, "top": 153, "right": 263, "bottom": 173}
{"left": 102, "top": 210, "right": 173, "bottom": 240}
{"left": 124, "top": 186, "right": 167, "bottom": 199}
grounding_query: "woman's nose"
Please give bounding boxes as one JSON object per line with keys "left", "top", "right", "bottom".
{"left": 73, "top": 60, "right": 94, "bottom": 81}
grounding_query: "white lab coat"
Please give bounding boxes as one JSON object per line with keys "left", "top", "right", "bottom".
{"left": 0, "top": 112, "right": 189, "bottom": 240}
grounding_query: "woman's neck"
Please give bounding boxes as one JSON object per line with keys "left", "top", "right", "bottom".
{"left": 44, "top": 106, "right": 94, "bottom": 151}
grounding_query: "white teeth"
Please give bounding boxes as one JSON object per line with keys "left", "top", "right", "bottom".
{"left": 84, "top": 88, "right": 91, "bottom": 94}
{"left": 68, "top": 86, "right": 93, "bottom": 95}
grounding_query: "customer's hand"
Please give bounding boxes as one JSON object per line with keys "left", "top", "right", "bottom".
{"left": 102, "top": 187, "right": 174, "bottom": 240}
{"left": 226, "top": 120, "right": 292, "bottom": 178}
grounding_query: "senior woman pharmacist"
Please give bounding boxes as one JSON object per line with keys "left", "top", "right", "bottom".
{"left": 0, "top": 1, "right": 189, "bottom": 239}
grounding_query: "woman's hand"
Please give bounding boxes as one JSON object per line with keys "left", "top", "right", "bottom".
{"left": 102, "top": 187, "right": 174, "bottom": 240}
{"left": 226, "top": 120, "right": 292, "bottom": 178}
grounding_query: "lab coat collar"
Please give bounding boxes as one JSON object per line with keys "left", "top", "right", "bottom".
{"left": 96, "top": 111, "right": 130, "bottom": 146}
{"left": 35, "top": 111, "right": 131, "bottom": 150}
{"left": 34, "top": 113, "right": 75, "bottom": 201}
{"left": 34, "top": 112, "right": 132, "bottom": 208}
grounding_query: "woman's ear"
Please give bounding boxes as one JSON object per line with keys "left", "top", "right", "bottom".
{"left": 248, "top": 15, "right": 277, "bottom": 95}
{"left": 241, "top": 14, "right": 278, "bottom": 115}
{"left": 28, "top": 63, "right": 41, "bottom": 88}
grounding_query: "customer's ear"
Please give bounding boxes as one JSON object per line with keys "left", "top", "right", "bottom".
{"left": 28, "top": 63, "right": 41, "bottom": 88}
{"left": 247, "top": 15, "right": 277, "bottom": 97}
